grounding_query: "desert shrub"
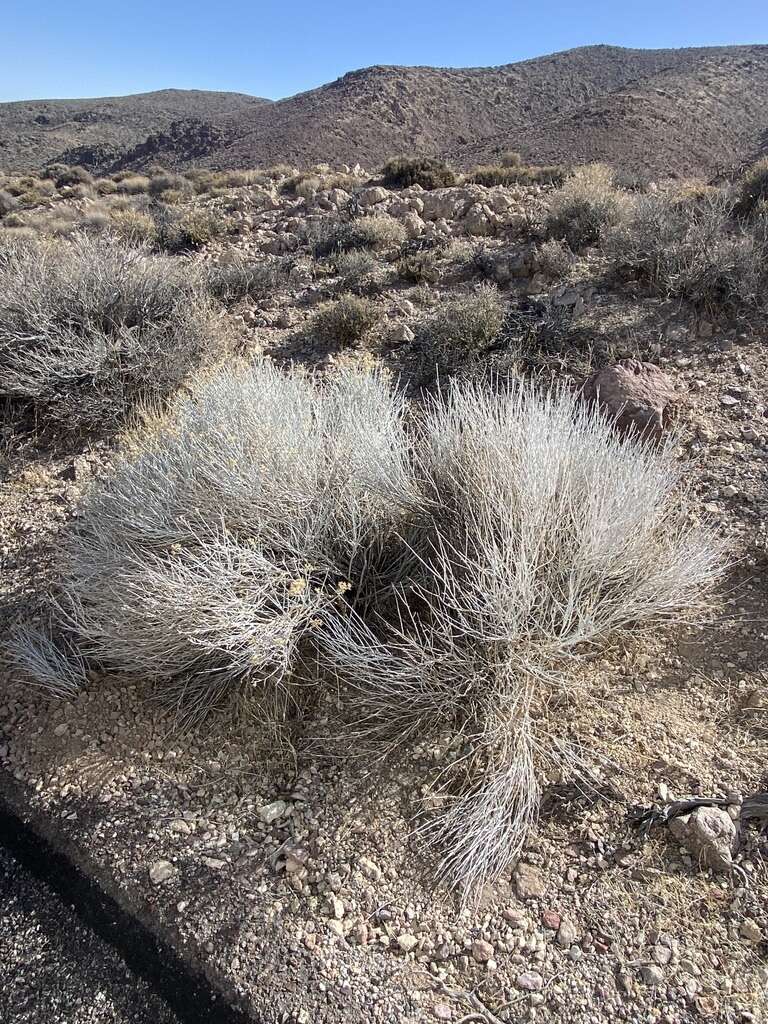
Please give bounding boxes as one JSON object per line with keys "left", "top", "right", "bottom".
{"left": 322, "top": 379, "right": 725, "bottom": 889}
{"left": 500, "top": 150, "right": 523, "bottom": 168}
{"left": 14, "top": 365, "right": 724, "bottom": 892}
{"left": 42, "top": 163, "right": 70, "bottom": 181}
{"left": 95, "top": 178, "right": 118, "bottom": 195}
{"left": 381, "top": 157, "right": 456, "bottom": 191}
{"left": 313, "top": 214, "right": 406, "bottom": 256}
{"left": 313, "top": 293, "right": 378, "bottom": 345}
{"left": 419, "top": 284, "right": 505, "bottom": 357}
{"left": 546, "top": 163, "right": 627, "bottom": 251}
{"left": 333, "top": 250, "right": 388, "bottom": 294}
{"left": 148, "top": 172, "right": 194, "bottom": 199}
{"left": 154, "top": 207, "right": 227, "bottom": 253}
{"left": 534, "top": 237, "right": 574, "bottom": 279}
{"left": 0, "top": 233, "right": 221, "bottom": 433}
{"left": 0, "top": 190, "right": 19, "bottom": 217}
{"left": 55, "top": 165, "right": 94, "bottom": 188}
{"left": 397, "top": 247, "right": 442, "bottom": 284}
{"left": 107, "top": 206, "right": 158, "bottom": 245}
{"left": 203, "top": 256, "right": 287, "bottom": 304}
{"left": 604, "top": 190, "right": 765, "bottom": 312}
{"left": 115, "top": 175, "right": 151, "bottom": 195}
{"left": 13, "top": 362, "right": 420, "bottom": 724}
{"left": 466, "top": 164, "right": 565, "bottom": 187}
{"left": 734, "top": 158, "right": 768, "bottom": 219}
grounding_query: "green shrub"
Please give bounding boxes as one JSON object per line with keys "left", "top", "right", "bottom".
{"left": 546, "top": 164, "right": 627, "bottom": 251}
{"left": 334, "top": 250, "right": 388, "bottom": 294}
{"left": 381, "top": 157, "right": 456, "bottom": 191}
{"left": 734, "top": 158, "right": 768, "bottom": 219}
{"left": 313, "top": 293, "right": 379, "bottom": 345}
{"left": 155, "top": 207, "right": 227, "bottom": 253}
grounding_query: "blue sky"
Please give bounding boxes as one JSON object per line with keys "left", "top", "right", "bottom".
{"left": 2, "top": 0, "right": 767, "bottom": 102}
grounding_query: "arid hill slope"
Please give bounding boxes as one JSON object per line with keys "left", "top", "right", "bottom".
{"left": 2, "top": 45, "right": 768, "bottom": 177}
{"left": 0, "top": 89, "right": 270, "bottom": 172}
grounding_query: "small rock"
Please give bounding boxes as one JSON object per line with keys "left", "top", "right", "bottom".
{"left": 258, "top": 799, "right": 287, "bottom": 824}
{"left": 472, "top": 939, "right": 495, "bottom": 962}
{"left": 397, "top": 934, "right": 419, "bottom": 953}
{"left": 201, "top": 856, "right": 226, "bottom": 870}
{"left": 640, "top": 965, "right": 665, "bottom": 986}
{"left": 516, "top": 972, "right": 544, "bottom": 992}
{"left": 668, "top": 806, "right": 738, "bottom": 872}
{"left": 556, "top": 919, "right": 578, "bottom": 947}
{"left": 740, "top": 919, "right": 762, "bottom": 943}
{"left": 582, "top": 360, "right": 678, "bottom": 441}
{"left": 541, "top": 909, "right": 560, "bottom": 930}
{"left": 720, "top": 394, "right": 740, "bottom": 407}
{"left": 391, "top": 323, "right": 415, "bottom": 344}
{"left": 148, "top": 860, "right": 176, "bottom": 885}
{"left": 433, "top": 1004, "right": 452, "bottom": 1021}
{"left": 514, "top": 863, "right": 546, "bottom": 899}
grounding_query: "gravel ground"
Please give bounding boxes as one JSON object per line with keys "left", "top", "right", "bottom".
{"left": 0, "top": 847, "right": 180, "bottom": 1024}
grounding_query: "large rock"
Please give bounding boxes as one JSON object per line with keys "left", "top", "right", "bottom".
{"left": 421, "top": 190, "right": 464, "bottom": 221}
{"left": 669, "top": 806, "right": 738, "bottom": 872}
{"left": 582, "top": 360, "right": 678, "bottom": 441}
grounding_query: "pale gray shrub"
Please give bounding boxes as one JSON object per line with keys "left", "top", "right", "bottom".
{"left": 0, "top": 233, "right": 222, "bottom": 433}
{"left": 16, "top": 368, "right": 725, "bottom": 892}
{"left": 322, "top": 378, "right": 726, "bottom": 892}
{"left": 18, "top": 362, "right": 422, "bottom": 727}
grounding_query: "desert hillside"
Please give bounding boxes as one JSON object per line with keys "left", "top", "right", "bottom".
{"left": 0, "top": 88, "right": 270, "bottom": 172}
{"left": 2, "top": 45, "right": 768, "bottom": 177}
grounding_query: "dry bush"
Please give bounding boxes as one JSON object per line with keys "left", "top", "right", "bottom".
{"left": 534, "top": 237, "right": 575, "bottom": 279}
{"left": 322, "top": 378, "right": 726, "bottom": 891}
{"left": 13, "top": 363, "right": 420, "bottom": 730}
{"left": 546, "top": 164, "right": 627, "bottom": 251}
{"left": 0, "top": 190, "right": 19, "bottom": 217}
{"left": 381, "top": 157, "right": 456, "bottom": 191}
{"left": 500, "top": 150, "right": 523, "bottom": 168}
{"left": 0, "top": 233, "right": 222, "bottom": 434}
{"left": 154, "top": 206, "right": 228, "bottom": 253}
{"left": 14, "top": 366, "right": 725, "bottom": 894}
{"left": 313, "top": 214, "right": 406, "bottom": 257}
{"left": 115, "top": 175, "right": 151, "bottom": 195}
{"left": 107, "top": 206, "right": 158, "bottom": 246}
{"left": 419, "top": 284, "right": 505, "bottom": 358}
{"left": 333, "top": 250, "right": 389, "bottom": 294}
{"left": 203, "top": 255, "right": 287, "bottom": 304}
{"left": 95, "top": 178, "right": 118, "bottom": 195}
{"left": 312, "top": 293, "right": 379, "bottom": 345}
{"left": 734, "top": 158, "right": 768, "bottom": 219}
{"left": 148, "top": 172, "right": 194, "bottom": 199}
{"left": 397, "top": 246, "right": 442, "bottom": 284}
{"left": 55, "top": 165, "right": 94, "bottom": 188}
{"left": 466, "top": 164, "right": 565, "bottom": 187}
{"left": 604, "top": 189, "right": 765, "bottom": 312}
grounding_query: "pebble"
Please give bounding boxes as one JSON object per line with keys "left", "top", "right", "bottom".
{"left": 739, "top": 919, "right": 762, "bottom": 943}
{"left": 517, "top": 972, "right": 544, "bottom": 992}
{"left": 397, "top": 934, "right": 419, "bottom": 953}
{"left": 148, "top": 860, "right": 176, "bottom": 885}
{"left": 514, "top": 863, "right": 546, "bottom": 899}
{"left": 258, "top": 799, "right": 287, "bottom": 823}
{"left": 640, "top": 965, "right": 665, "bottom": 986}
{"left": 472, "top": 939, "right": 495, "bottom": 962}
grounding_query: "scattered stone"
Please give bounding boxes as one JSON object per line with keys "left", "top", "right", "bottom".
{"left": 258, "top": 799, "right": 287, "bottom": 824}
{"left": 148, "top": 860, "right": 176, "bottom": 885}
{"left": 391, "top": 323, "right": 415, "bottom": 344}
{"left": 433, "top": 1004, "right": 452, "bottom": 1021}
{"left": 397, "top": 934, "right": 419, "bottom": 953}
{"left": 471, "top": 939, "right": 495, "bottom": 962}
{"left": 201, "top": 856, "right": 226, "bottom": 870}
{"left": 541, "top": 909, "right": 561, "bottom": 930}
{"left": 640, "top": 965, "right": 665, "bottom": 986}
{"left": 516, "top": 971, "right": 544, "bottom": 992}
{"left": 514, "top": 863, "right": 546, "bottom": 899}
{"left": 668, "top": 806, "right": 738, "bottom": 872}
{"left": 582, "top": 360, "right": 678, "bottom": 440}
{"left": 556, "top": 919, "right": 578, "bottom": 947}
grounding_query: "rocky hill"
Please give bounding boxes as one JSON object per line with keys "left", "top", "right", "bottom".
{"left": 0, "top": 89, "right": 270, "bottom": 172}
{"left": 2, "top": 45, "right": 768, "bottom": 177}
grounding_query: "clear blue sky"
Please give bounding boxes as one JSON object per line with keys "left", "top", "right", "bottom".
{"left": 2, "top": 0, "right": 767, "bottom": 102}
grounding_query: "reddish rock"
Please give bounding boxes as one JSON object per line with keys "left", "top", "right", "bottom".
{"left": 582, "top": 360, "right": 679, "bottom": 441}
{"left": 542, "top": 909, "right": 561, "bottom": 930}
